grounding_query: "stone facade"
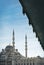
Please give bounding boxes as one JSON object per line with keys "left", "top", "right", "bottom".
{"left": 0, "top": 48, "right": 44, "bottom": 65}
{"left": 0, "top": 31, "right": 44, "bottom": 65}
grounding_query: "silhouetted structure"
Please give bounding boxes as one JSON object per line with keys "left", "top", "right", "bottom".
{"left": 19, "top": 0, "right": 44, "bottom": 50}
{"left": 0, "top": 31, "right": 44, "bottom": 65}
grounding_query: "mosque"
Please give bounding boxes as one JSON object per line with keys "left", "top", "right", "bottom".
{"left": 0, "top": 30, "right": 44, "bottom": 65}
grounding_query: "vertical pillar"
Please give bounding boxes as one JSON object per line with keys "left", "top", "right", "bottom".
{"left": 25, "top": 35, "right": 27, "bottom": 58}
{"left": 12, "top": 30, "right": 15, "bottom": 50}
{"left": 12, "top": 60, "right": 15, "bottom": 65}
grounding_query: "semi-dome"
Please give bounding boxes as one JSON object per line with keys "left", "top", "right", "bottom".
{"left": 5, "top": 45, "right": 13, "bottom": 51}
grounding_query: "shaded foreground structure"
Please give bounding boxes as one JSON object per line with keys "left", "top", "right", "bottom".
{"left": 19, "top": 0, "right": 44, "bottom": 50}
{"left": 0, "top": 31, "right": 44, "bottom": 65}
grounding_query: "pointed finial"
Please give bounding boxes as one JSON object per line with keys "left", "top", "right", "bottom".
{"left": 25, "top": 35, "right": 27, "bottom": 43}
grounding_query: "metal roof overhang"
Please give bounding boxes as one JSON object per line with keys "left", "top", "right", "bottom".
{"left": 19, "top": 0, "right": 44, "bottom": 50}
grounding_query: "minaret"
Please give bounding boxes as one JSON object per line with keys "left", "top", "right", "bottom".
{"left": 12, "top": 30, "right": 15, "bottom": 50}
{"left": 25, "top": 35, "right": 27, "bottom": 58}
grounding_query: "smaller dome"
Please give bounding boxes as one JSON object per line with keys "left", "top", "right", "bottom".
{"left": 37, "top": 56, "right": 41, "bottom": 58}
{"left": 5, "top": 45, "right": 13, "bottom": 51}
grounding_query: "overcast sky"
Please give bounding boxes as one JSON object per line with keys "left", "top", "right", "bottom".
{"left": 0, "top": 0, "right": 44, "bottom": 57}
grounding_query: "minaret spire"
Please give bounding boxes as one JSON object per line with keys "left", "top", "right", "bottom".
{"left": 12, "top": 30, "right": 15, "bottom": 49}
{"left": 25, "top": 35, "right": 27, "bottom": 57}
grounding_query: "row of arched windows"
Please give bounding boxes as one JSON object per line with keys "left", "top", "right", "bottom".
{"left": 15, "top": 63, "right": 33, "bottom": 65}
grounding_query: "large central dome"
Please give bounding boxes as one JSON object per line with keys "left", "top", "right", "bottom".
{"left": 5, "top": 45, "right": 13, "bottom": 51}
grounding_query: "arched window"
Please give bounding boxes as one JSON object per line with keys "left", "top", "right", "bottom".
{"left": 33, "top": 62, "right": 34, "bottom": 65}
{"left": 21, "top": 63, "right": 23, "bottom": 65}
{"left": 18, "top": 63, "right": 20, "bottom": 65}
{"left": 24, "top": 63, "right": 25, "bottom": 65}
{"left": 30, "top": 62, "right": 31, "bottom": 65}
{"left": 16, "top": 63, "right": 17, "bottom": 65}
{"left": 27, "top": 63, "right": 29, "bottom": 65}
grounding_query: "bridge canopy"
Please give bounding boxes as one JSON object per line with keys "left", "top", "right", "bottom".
{"left": 19, "top": 0, "right": 44, "bottom": 50}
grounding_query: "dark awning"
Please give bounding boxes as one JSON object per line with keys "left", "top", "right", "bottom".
{"left": 19, "top": 0, "right": 44, "bottom": 50}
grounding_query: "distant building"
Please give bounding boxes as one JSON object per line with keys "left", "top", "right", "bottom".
{"left": 0, "top": 30, "right": 44, "bottom": 65}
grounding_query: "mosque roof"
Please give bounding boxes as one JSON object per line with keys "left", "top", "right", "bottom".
{"left": 5, "top": 45, "right": 13, "bottom": 51}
